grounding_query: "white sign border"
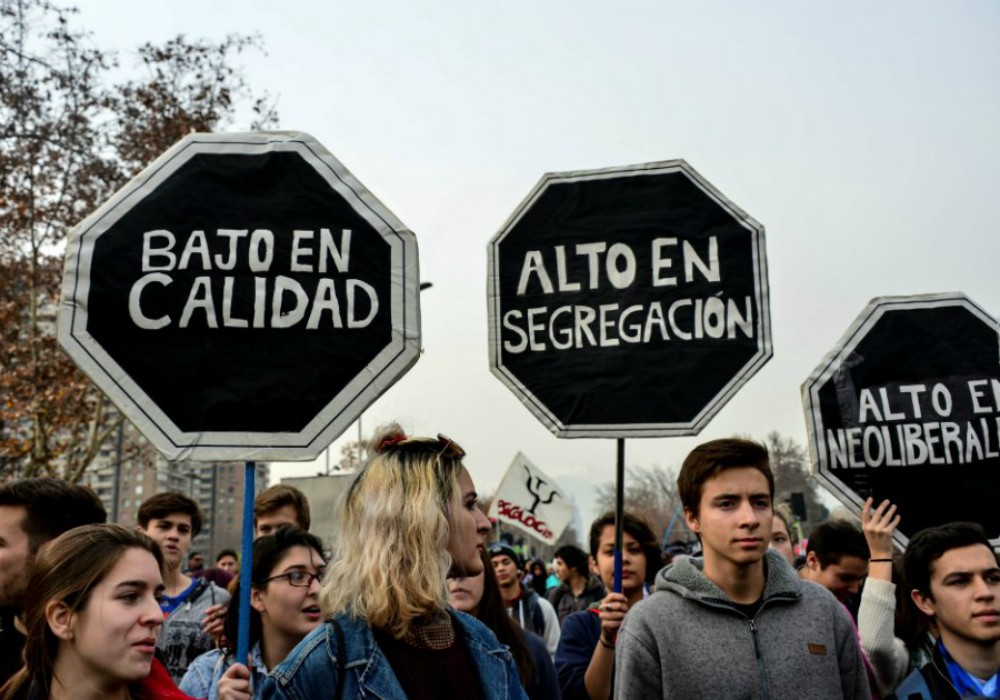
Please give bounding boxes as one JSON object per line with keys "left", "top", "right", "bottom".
{"left": 59, "top": 131, "right": 421, "bottom": 462}
{"left": 801, "top": 291, "right": 1000, "bottom": 548}
{"left": 486, "top": 159, "right": 772, "bottom": 438}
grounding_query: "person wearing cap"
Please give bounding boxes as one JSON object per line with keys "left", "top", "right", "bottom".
{"left": 490, "top": 543, "right": 561, "bottom": 656}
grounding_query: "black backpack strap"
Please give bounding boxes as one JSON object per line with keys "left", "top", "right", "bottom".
{"left": 530, "top": 598, "right": 545, "bottom": 637}
{"left": 331, "top": 618, "right": 346, "bottom": 700}
{"left": 180, "top": 577, "right": 209, "bottom": 605}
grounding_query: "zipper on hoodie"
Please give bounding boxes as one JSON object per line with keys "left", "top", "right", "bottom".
{"left": 748, "top": 618, "right": 761, "bottom": 659}
{"left": 683, "top": 596, "right": 775, "bottom": 699}
{"left": 748, "top": 615, "right": 772, "bottom": 699}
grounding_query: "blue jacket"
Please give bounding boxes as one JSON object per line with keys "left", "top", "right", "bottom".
{"left": 261, "top": 609, "right": 529, "bottom": 700}
{"left": 523, "top": 631, "right": 562, "bottom": 700}
{"left": 887, "top": 643, "right": 963, "bottom": 700}
{"left": 179, "top": 643, "right": 268, "bottom": 699}
{"left": 554, "top": 609, "right": 604, "bottom": 700}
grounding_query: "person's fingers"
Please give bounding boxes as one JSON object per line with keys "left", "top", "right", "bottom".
{"left": 222, "top": 662, "right": 251, "bottom": 680}
{"left": 861, "top": 497, "right": 873, "bottom": 522}
{"left": 602, "top": 614, "right": 625, "bottom": 627}
{"left": 871, "top": 499, "right": 889, "bottom": 520}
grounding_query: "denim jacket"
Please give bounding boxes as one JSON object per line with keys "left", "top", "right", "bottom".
{"left": 261, "top": 609, "right": 529, "bottom": 700}
{"left": 178, "top": 642, "right": 268, "bottom": 699}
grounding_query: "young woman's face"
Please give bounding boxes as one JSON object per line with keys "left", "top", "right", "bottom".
{"left": 63, "top": 547, "right": 164, "bottom": 686}
{"left": 447, "top": 570, "right": 485, "bottom": 615}
{"left": 770, "top": 516, "right": 795, "bottom": 564}
{"left": 594, "top": 525, "right": 648, "bottom": 595}
{"left": 446, "top": 467, "right": 491, "bottom": 578}
{"left": 253, "top": 546, "right": 325, "bottom": 642}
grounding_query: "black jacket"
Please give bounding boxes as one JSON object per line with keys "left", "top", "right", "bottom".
{"left": 546, "top": 576, "right": 605, "bottom": 626}
{"left": 0, "top": 608, "right": 25, "bottom": 688}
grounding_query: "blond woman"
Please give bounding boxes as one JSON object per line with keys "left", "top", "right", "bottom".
{"left": 262, "top": 426, "right": 528, "bottom": 700}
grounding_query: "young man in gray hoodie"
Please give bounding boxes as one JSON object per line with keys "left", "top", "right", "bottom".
{"left": 138, "top": 492, "right": 230, "bottom": 683}
{"left": 615, "top": 439, "right": 870, "bottom": 699}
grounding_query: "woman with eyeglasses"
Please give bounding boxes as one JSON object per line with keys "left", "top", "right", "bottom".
{"left": 179, "top": 526, "right": 326, "bottom": 700}
{"left": 263, "top": 424, "right": 528, "bottom": 700}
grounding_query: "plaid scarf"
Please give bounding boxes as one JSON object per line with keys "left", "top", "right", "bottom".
{"left": 939, "top": 639, "right": 1000, "bottom": 698}
{"left": 401, "top": 608, "right": 456, "bottom": 650}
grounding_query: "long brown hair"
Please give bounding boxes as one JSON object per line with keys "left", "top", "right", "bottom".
{"left": 0, "top": 524, "right": 165, "bottom": 700}
{"left": 468, "top": 549, "right": 535, "bottom": 687}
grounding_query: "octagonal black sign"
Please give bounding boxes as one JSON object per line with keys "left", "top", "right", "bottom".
{"left": 803, "top": 293, "right": 1000, "bottom": 547}
{"left": 59, "top": 132, "right": 421, "bottom": 461}
{"left": 487, "top": 160, "right": 771, "bottom": 438}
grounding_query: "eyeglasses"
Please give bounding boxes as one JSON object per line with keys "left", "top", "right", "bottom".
{"left": 258, "top": 570, "right": 324, "bottom": 588}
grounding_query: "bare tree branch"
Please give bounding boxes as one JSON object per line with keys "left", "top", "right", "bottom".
{"left": 0, "top": 0, "right": 278, "bottom": 482}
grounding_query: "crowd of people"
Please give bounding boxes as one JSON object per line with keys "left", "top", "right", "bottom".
{"left": 0, "top": 431, "right": 997, "bottom": 699}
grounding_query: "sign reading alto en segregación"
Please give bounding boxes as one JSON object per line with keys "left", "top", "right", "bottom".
{"left": 488, "top": 160, "right": 771, "bottom": 438}
{"left": 59, "top": 131, "right": 421, "bottom": 462}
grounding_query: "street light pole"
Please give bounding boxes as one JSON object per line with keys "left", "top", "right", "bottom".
{"left": 350, "top": 281, "right": 433, "bottom": 470}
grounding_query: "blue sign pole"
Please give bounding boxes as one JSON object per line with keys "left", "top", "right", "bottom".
{"left": 236, "top": 462, "right": 256, "bottom": 663}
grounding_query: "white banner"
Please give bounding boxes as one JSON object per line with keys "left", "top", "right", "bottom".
{"left": 487, "top": 452, "right": 575, "bottom": 545}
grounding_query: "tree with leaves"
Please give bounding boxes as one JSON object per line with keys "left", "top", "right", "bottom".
{"left": 0, "top": 0, "right": 276, "bottom": 481}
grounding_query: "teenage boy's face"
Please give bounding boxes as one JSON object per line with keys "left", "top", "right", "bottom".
{"left": 803, "top": 552, "right": 868, "bottom": 602}
{"left": 913, "top": 543, "right": 1000, "bottom": 646}
{"left": 255, "top": 504, "right": 302, "bottom": 538}
{"left": 141, "top": 512, "right": 193, "bottom": 571}
{"left": 685, "top": 467, "right": 772, "bottom": 569}
{"left": 491, "top": 555, "right": 520, "bottom": 588}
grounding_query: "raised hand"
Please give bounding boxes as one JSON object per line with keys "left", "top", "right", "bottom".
{"left": 860, "top": 497, "right": 900, "bottom": 561}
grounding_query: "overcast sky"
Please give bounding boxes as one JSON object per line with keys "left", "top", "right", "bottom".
{"left": 79, "top": 1, "right": 1000, "bottom": 528}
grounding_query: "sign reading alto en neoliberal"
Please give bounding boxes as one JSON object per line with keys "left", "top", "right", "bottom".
{"left": 803, "top": 293, "right": 1000, "bottom": 547}
{"left": 487, "top": 160, "right": 771, "bottom": 438}
{"left": 59, "top": 131, "right": 421, "bottom": 461}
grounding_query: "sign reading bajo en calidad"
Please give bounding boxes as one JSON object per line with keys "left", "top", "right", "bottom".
{"left": 59, "top": 131, "right": 421, "bottom": 461}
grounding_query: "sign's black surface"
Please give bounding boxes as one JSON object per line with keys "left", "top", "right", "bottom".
{"left": 488, "top": 160, "right": 771, "bottom": 438}
{"left": 803, "top": 293, "right": 1000, "bottom": 546}
{"left": 60, "top": 132, "right": 421, "bottom": 461}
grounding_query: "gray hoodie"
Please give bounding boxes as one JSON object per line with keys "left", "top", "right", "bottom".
{"left": 157, "top": 577, "right": 230, "bottom": 683}
{"left": 615, "top": 549, "right": 871, "bottom": 700}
